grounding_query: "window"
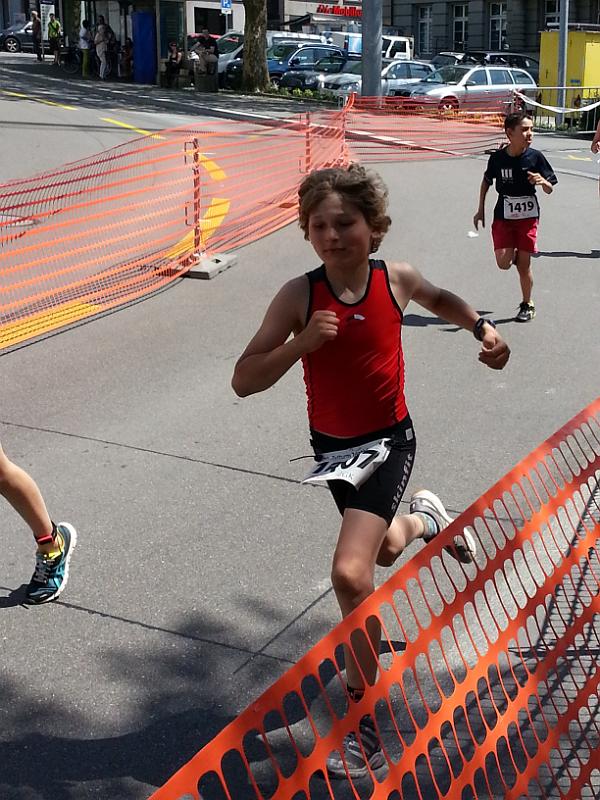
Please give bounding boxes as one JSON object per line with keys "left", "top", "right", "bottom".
{"left": 417, "top": 6, "right": 433, "bottom": 55}
{"left": 490, "top": 68, "right": 513, "bottom": 84}
{"left": 453, "top": 4, "right": 468, "bottom": 50}
{"left": 545, "top": 0, "right": 560, "bottom": 27}
{"left": 489, "top": 2, "right": 506, "bottom": 50}
{"left": 467, "top": 68, "right": 489, "bottom": 85}
{"left": 389, "top": 41, "right": 408, "bottom": 58}
{"left": 389, "top": 63, "right": 410, "bottom": 78}
{"left": 512, "top": 69, "right": 535, "bottom": 85}
{"left": 410, "top": 63, "right": 432, "bottom": 78}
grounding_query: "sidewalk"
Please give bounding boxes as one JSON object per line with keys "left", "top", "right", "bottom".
{"left": 0, "top": 50, "right": 338, "bottom": 119}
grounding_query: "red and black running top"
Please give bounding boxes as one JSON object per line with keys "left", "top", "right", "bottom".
{"left": 301, "top": 259, "right": 408, "bottom": 438}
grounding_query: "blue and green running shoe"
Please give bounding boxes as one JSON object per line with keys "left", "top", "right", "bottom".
{"left": 25, "top": 522, "right": 77, "bottom": 604}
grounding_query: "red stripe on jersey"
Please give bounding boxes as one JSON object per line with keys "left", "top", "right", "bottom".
{"left": 301, "top": 260, "right": 408, "bottom": 438}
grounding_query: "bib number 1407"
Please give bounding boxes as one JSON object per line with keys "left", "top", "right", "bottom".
{"left": 303, "top": 438, "right": 391, "bottom": 489}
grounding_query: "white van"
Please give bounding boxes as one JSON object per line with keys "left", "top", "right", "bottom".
{"left": 329, "top": 32, "right": 414, "bottom": 60}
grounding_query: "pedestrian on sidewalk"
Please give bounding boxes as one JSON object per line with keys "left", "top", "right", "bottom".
{"left": 31, "top": 11, "right": 43, "bottom": 62}
{"left": 79, "top": 19, "right": 92, "bottom": 77}
{"left": 165, "top": 41, "right": 183, "bottom": 88}
{"left": 232, "top": 163, "right": 510, "bottom": 779}
{"left": 47, "top": 13, "right": 62, "bottom": 66}
{"left": 94, "top": 16, "right": 109, "bottom": 80}
{"left": 0, "top": 442, "right": 76, "bottom": 604}
{"left": 473, "top": 111, "right": 557, "bottom": 323}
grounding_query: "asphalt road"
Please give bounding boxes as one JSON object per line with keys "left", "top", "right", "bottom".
{"left": 0, "top": 53, "right": 599, "bottom": 800}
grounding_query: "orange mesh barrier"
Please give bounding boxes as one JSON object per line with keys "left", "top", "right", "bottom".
{"left": 150, "top": 398, "right": 600, "bottom": 800}
{"left": 0, "top": 104, "right": 503, "bottom": 349}
{"left": 344, "top": 95, "right": 505, "bottom": 162}
{"left": 0, "top": 111, "right": 346, "bottom": 349}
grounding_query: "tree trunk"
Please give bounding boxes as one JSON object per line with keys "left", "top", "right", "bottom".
{"left": 242, "top": 0, "right": 269, "bottom": 92}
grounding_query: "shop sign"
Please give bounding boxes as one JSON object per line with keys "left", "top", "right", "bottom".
{"left": 316, "top": 4, "right": 362, "bottom": 16}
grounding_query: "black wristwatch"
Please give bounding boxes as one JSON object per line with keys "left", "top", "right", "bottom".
{"left": 473, "top": 317, "right": 497, "bottom": 341}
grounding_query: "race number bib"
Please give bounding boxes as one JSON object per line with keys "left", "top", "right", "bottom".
{"left": 503, "top": 195, "right": 539, "bottom": 220}
{"left": 303, "top": 438, "right": 391, "bottom": 489}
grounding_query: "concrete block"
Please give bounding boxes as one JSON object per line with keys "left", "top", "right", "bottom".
{"left": 184, "top": 253, "right": 238, "bottom": 280}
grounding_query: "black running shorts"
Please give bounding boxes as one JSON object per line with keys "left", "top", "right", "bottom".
{"left": 310, "top": 415, "right": 416, "bottom": 526}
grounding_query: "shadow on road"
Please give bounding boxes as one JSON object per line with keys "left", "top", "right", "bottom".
{"left": 0, "top": 598, "right": 298, "bottom": 800}
{"left": 535, "top": 250, "right": 600, "bottom": 259}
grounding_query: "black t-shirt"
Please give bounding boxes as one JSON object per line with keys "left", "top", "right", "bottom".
{"left": 198, "top": 35, "right": 218, "bottom": 55}
{"left": 484, "top": 146, "right": 558, "bottom": 220}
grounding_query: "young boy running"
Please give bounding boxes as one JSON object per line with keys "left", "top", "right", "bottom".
{"left": 473, "top": 111, "right": 557, "bottom": 322}
{"left": 232, "top": 164, "right": 510, "bottom": 778}
{"left": 1, "top": 443, "right": 76, "bottom": 604}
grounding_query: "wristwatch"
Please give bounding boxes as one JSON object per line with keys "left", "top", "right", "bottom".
{"left": 473, "top": 317, "right": 497, "bottom": 341}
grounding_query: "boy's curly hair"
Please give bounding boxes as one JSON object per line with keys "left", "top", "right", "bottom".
{"left": 298, "top": 164, "right": 391, "bottom": 253}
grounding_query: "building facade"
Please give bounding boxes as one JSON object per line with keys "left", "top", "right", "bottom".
{"left": 275, "top": 0, "right": 600, "bottom": 58}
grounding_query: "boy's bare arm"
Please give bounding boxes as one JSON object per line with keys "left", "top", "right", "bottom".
{"left": 232, "top": 279, "right": 307, "bottom": 397}
{"left": 473, "top": 178, "right": 490, "bottom": 229}
{"left": 527, "top": 171, "right": 554, "bottom": 194}
{"left": 393, "top": 263, "right": 510, "bottom": 370}
{"left": 232, "top": 278, "right": 340, "bottom": 397}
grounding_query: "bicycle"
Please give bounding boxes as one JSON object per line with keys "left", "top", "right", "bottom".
{"left": 59, "top": 44, "right": 81, "bottom": 74}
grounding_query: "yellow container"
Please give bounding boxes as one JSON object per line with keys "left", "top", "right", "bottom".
{"left": 539, "top": 29, "right": 600, "bottom": 107}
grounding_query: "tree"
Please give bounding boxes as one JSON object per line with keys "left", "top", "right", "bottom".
{"left": 242, "top": 0, "right": 269, "bottom": 92}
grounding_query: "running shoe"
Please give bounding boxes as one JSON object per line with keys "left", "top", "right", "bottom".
{"left": 515, "top": 301, "right": 535, "bottom": 322}
{"left": 326, "top": 715, "right": 386, "bottom": 778}
{"left": 25, "top": 522, "right": 77, "bottom": 604}
{"left": 410, "top": 490, "right": 476, "bottom": 563}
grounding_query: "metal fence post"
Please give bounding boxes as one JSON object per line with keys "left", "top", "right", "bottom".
{"left": 192, "top": 137, "right": 203, "bottom": 254}
{"left": 305, "top": 112, "right": 312, "bottom": 174}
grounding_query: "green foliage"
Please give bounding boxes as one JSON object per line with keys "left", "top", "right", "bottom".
{"left": 258, "top": 84, "right": 337, "bottom": 104}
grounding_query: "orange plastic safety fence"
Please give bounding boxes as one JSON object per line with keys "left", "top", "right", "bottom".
{"left": 0, "top": 111, "right": 346, "bottom": 349}
{"left": 0, "top": 103, "right": 505, "bottom": 350}
{"left": 344, "top": 95, "right": 505, "bottom": 163}
{"left": 150, "top": 398, "right": 600, "bottom": 800}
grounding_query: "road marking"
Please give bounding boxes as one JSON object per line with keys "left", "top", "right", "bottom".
{"left": 197, "top": 153, "right": 227, "bottom": 181}
{"left": 0, "top": 89, "right": 76, "bottom": 110}
{"left": 100, "top": 117, "right": 165, "bottom": 139}
{"left": 0, "top": 301, "right": 101, "bottom": 349}
{"left": 567, "top": 154, "right": 592, "bottom": 162}
{"left": 166, "top": 197, "right": 231, "bottom": 259}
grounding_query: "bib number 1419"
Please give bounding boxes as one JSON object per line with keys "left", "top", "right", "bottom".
{"left": 504, "top": 196, "right": 537, "bottom": 219}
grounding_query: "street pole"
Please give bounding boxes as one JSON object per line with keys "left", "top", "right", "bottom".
{"left": 361, "top": 0, "right": 382, "bottom": 98}
{"left": 557, "top": 0, "right": 570, "bottom": 127}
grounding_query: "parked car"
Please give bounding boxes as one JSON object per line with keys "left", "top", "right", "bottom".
{"left": 0, "top": 21, "right": 35, "bottom": 52}
{"left": 321, "top": 60, "right": 364, "bottom": 96}
{"left": 225, "top": 41, "right": 343, "bottom": 88}
{"left": 268, "top": 42, "right": 343, "bottom": 85}
{"left": 324, "top": 59, "right": 435, "bottom": 98}
{"left": 430, "top": 51, "right": 465, "bottom": 68}
{"left": 280, "top": 53, "right": 360, "bottom": 91}
{"left": 397, "top": 64, "right": 537, "bottom": 112}
{"left": 461, "top": 50, "right": 540, "bottom": 82}
{"left": 215, "top": 30, "right": 325, "bottom": 80}
{"left": 329, "top": 31, "right": 415, "bottom": 61}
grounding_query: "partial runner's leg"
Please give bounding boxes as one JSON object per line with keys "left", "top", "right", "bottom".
{"left": 0, "top": 444, "right": 53, "bottom": 545}
{"left": 494, "top": 247, "right": 516, "bottom": 270}
{"left": 331, "top": 508, "right": 389, "bottom": 690}
{"left": 515, "top": 249, "right": 533, "bottom": 303}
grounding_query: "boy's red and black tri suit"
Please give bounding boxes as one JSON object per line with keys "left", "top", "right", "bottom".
{"left": 302, "top": 259, "right": 415, "bottom": 525}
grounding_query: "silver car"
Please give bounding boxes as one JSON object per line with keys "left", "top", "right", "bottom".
{"left": 323, "top": 59, "right": 434, "bottom": 98}
{"left": 400, "top": 64, "right": 537, "bottom": 112}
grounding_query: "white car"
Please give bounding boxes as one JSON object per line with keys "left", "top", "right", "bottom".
{"left": 322, "top": 59, "right": 434, "bottom": 98}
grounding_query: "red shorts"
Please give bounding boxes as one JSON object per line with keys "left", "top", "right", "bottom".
{"left": 491, "top": 217, "right": 539, "bottom": 253}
